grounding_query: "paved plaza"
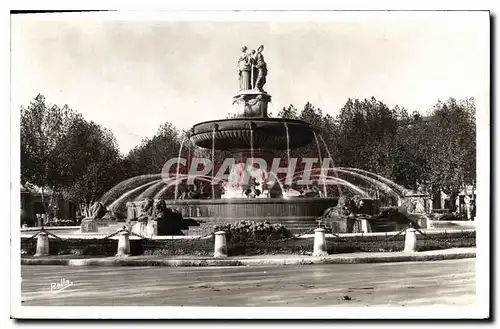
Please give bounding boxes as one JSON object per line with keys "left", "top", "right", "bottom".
{"left": 21, "top": 258, "right": 475, "bottom": 307}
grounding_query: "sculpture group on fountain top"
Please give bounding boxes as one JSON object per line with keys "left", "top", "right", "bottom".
{"left": 238, "top": 45, "right": 267, "bottom": 91}
{"left": 234, "top": 45, "right": 270, "bottom": 118}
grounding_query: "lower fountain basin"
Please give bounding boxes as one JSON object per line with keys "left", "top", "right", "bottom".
{"left": 190, "top": 118, "right": 315, "bottom": 150}
{"left": 127, "top": 197, "right": 339, "bottom": 235}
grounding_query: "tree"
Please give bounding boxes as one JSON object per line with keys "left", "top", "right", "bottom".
{"left": 124, "top": 122, "right": 185, "bottom": 177}
{"left": 423, "top": 98, "right": 476, "bottom": 210}
{"left": 277, "top": 104, "right": 299, "bottom": 120}
{"left": 390, "top": 109, "right": 430, "bottom": 190}
{"left": 21, "top": 94, "right": 79, "bottom": 215}
{"left": 333, "top": 97, "right": 404, "bottom": 178}
{"left": 268, "top": 97, "right": 476, "bottom": 204}
{"left": 58, "top": 118, "right": 123, "bottom": 217}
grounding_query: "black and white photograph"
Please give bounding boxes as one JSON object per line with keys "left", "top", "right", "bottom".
{"left": 8, "top": 8, "right": 490, "bottom": 320}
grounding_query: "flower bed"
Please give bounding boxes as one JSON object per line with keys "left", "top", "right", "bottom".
{"left": 214, "top": 220, "right": 293, "bottom": 243}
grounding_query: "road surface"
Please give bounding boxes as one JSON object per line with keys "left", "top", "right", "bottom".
{"left": 21, "top": 258, "right": 475, "bottom": 307}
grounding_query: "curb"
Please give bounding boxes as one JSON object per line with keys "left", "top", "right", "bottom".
{"left": 21, "top": 249, "right": 475, "bottom": 267}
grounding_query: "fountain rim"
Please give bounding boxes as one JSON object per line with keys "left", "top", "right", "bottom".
{"left": 188, "top": 117, "right": 318, "bottom": 150}
{"left": 190, "top": 117, "right": 317, "bottom": 132}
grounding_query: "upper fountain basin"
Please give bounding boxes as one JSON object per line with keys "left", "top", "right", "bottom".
{"left": 190, "top": 118, "right": 315, "bottom": 150}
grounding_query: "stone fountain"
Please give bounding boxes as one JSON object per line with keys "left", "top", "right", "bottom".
{"left": 125, "top": 45, "right": 339, "bottom": 235}
{"left": 79, "top": 45, "right": 428, "bottom": 237}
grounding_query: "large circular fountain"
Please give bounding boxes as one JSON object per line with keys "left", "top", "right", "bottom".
{"left": 84, "top": 45, "right": 421, "bottom": 237}
{"left": 123, "top": 45, "right": 340, "bottom": 234}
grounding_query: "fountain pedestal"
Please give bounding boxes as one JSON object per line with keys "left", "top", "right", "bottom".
{"left": 233, "top": 90, "right": 271, "bottom": 118}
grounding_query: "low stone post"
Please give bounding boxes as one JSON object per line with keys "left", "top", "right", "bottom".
{"left": 404, "top": 227, "right": 418, "bottom": 252}
{"left": 313, "top": 228, "right": 328, "bottom": 257}
{"left": 361, "top": 219, "right": 371, "bottom": 233}
{"left": 116, "top": 231, "right": 131, "bottom": 257}
{"left": 213, "top": 231, "right": 228, "bottom": 258}
{"left": 34, "top": 231, "right": 49, "bottom": 257}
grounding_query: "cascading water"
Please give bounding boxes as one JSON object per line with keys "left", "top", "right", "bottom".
{"left": 187, "top": 134, "right": 191, "bottom": 173}
{"left": 211, "top": 126, "right": 216, "bottom": 200}
{"left": 318, "top": 134, "right": 343, "bottom": 198}
{"left": 323, "top": 177, "right": 370, "bottom": 197}
{"left": 174, "top": 136, "right": 187, "bottom": 200}
{"left": 100, "top": 174, "right": 161, "bottom": 205}
{"left": 266, "top": 171, "right": 286, "bottom": 197}
{"left": 136, "top": 180, "right": 170, "bottom": 201}
{"left": 284, "top": 122, "right": 291, "bottom": 181}
{"left": 249, "top": 122, "right": 255, "bottom": 168}
{"left": 334, "top": 168, "right": 401, "bottom": 202}
{"left": 284, "top": 166, "right": 402, "bottom": 202}
{"left": 339, "top": 167, "right": 408, "bottom": 197}
{"left": 312, "top": 130, "right": 328, "bottom": 198}
{"left": 108, "top": 179, "right": 163, "bottom": 212}
{"left": 154, "top": 182, "right": 173, "bottom": 200}
{"left": 284, "top": 122, "right": 291, "bottom": 165}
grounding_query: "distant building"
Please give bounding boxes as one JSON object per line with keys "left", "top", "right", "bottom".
{"left": 20, "top": 185, "right": 76, "bottom": 227}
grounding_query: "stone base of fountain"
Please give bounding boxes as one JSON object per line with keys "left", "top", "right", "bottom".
{"left": 232, "top": 90, "right": 272, "bottom": 118}
{"left": 130, "top": 220, "right": 158, "bottom": 238}
{"left": 126, "top": 197, "right": 338, "bottom": 235}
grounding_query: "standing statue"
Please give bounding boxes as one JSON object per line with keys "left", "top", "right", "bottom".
{"left": 252, "top": 45, "right": 267, "bottom": 91}
{"left": 238, "top": 45, "right": 268, "bottom": 91}
{"left": 237, "top": 46, "right": 252, "bottom": 90}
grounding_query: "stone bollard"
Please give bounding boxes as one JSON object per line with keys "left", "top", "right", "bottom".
{"left": 34, "top": 232, "right": 49, "bottom": 257}
{"left": 404, "top": 227, "right": 418, "bottom": 252}
{"left": 313, "top": 228, "right": 328, "bottom": 257}
{"left": 213, "top": 231, "right": 228, "bottom": 258}
{"left": 361, "top": 219, "right": 371, "bottom": 233}
{"left": 424, "top": 215, "right": 432, "bottom": 229}
{"left": 116, "top": 231, "right": 131, "bottom": 257}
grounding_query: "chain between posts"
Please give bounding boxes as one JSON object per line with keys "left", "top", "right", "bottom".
{"left": 27, "top": 227, "right": 64, "bottom": 241}
{"left": 100, "top": 226, "right": 152, "bottom": 240}
{"left": 192, "top": 232, "right": 216, "bottom": 240}
{"left": 416, "top": 227, "right": 476, "bottom": 249}
{"left": 386, "top": 223, "right": 476, "bottom": 249}
{"left": 388, "top": 226, "right": 409, "bottom": 241}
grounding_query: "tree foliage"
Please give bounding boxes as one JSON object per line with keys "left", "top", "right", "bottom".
{"left": 123, "top": 122, "right": 185, "bottom": 177}
{"left": 423, "top": 98, "right": 476, "bottom": 197}
{"left": 21, "top": 94, "right": 80, "bottom": 213}
{"left": 21, "top": 94, "right": 123, "bottom": 217}
{"left": 276, "top": 97, "right": 476, "bottom": 199}
{"left": 58, "top": 118, "right": 123, "bottom": 215}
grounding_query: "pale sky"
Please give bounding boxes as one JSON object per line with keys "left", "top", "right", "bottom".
{"left": 11, "top": 11, "right": 489, "bottom": 154}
